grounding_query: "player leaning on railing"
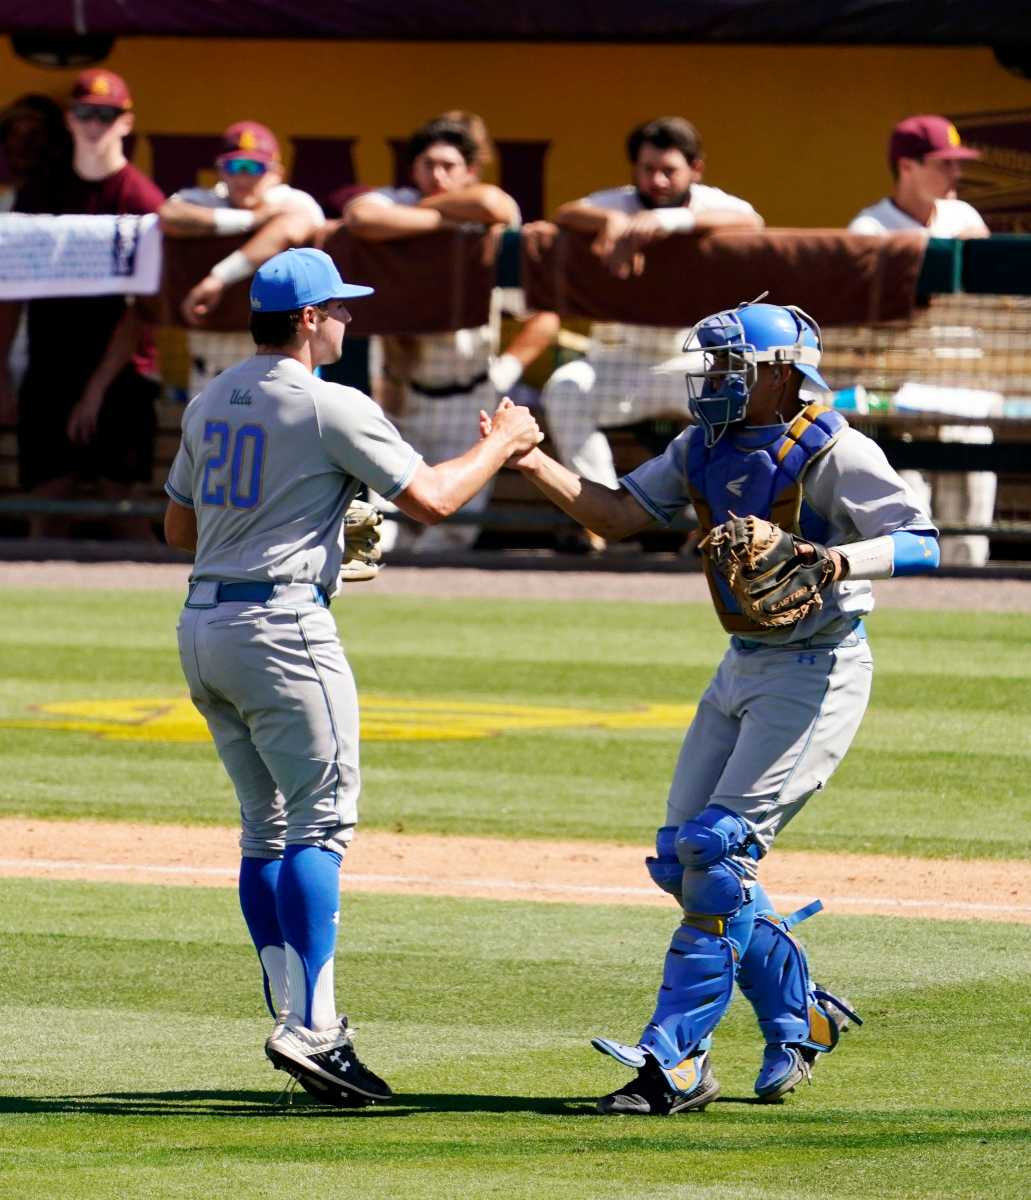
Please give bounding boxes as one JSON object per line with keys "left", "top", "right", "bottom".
{"left": 486, "top": 298, "right": 940, "bottom": 1115}
{"left": 342, "top": 115, "right": 557, "bottom": 553}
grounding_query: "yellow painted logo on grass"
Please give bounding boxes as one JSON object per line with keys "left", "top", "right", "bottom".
{"left": 0, "top": 696, "right": 695, "bottom": 743}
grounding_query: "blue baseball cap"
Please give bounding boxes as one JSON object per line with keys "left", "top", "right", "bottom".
{"left": 250, "top": 248, "right": 374, "bottom": 312}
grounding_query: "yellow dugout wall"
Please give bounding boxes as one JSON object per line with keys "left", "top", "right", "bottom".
{"left": 2, "top": 38, "right": 1030, "bottom": 226}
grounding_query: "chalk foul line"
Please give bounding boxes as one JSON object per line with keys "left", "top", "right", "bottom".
{"left": 0, "top": 857, "right": 1027, "bottom": 918}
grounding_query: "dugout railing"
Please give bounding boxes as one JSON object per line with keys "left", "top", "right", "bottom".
{"left": 2, "top": 227, "right": 1030, "bottom": 562}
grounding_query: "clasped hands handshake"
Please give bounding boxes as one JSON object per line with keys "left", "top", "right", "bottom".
{"left": 478, "top": 397, "right": 543, "bottom": 468}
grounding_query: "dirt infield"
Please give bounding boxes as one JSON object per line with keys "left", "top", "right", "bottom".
{"left": 1, "top": 817, "right": 1026, "bottom": 923}
{"left": 2, "top": 559, "right": 1030, "bottom": 610}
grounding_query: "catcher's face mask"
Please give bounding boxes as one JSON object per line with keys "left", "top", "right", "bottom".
{"left": 655, "top": 301, "right": 829, "bottom": 447}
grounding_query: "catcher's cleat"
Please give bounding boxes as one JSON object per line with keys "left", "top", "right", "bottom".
{"left": 265, "top": 1015, "right": 393, "bottom": 1106}
{"left": 754, "top": 1043, "right": 812, "bottom": 1101}
{"left": 597, "top": 1052, "right": 719, "bottom": 1116}
{"left": 754, "top": 988, "right": 860, "bottom": 1102}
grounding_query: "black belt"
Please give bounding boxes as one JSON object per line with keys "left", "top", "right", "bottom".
{"left": 407, "top": 371, "right": 489, "bottom": 398}
{"left": 213, "top": 582, "right": 329, "bottom": 607}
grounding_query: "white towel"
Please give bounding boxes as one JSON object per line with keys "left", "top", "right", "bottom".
{"left": 0, "top": 211, "right": 162, "bottom": 299}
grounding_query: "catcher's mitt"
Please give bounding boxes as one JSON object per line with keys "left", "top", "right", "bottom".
{"left": 699, "top": 515, "right": 837, "bottom": 628}
{"left": 340, "top": 500, "right": 383, "bottom": 584}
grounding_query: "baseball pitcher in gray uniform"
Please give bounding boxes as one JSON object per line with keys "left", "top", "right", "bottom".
{"left": 163, "top": 247, "right": 541, "bottom": 1106}
{"left": 494, "top": 299, "right": 939, "bottom": 1115}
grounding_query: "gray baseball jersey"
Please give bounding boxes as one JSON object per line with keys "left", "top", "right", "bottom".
{"left": 166, "top": 354, "right": 421, "bottom": 596}
{"left": 166, "top": 354, "right": 421, "bottom": 859}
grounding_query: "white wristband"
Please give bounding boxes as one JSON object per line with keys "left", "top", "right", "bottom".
{"left": 836, "top": 536, "right": 895, "bottom": 580}
{"left": 489, "top": 353, "right": 524, "bottom": 395}
{"left": 210, "top": 249, "right": 255, "bottom": 286}
{"left": 652, "top": 208, "right": 697, "bottom": 233}
{"left": 212, "top": 206, "right": 257, "bottom": 236}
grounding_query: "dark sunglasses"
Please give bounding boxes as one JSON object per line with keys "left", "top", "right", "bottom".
{"left": 222, "top": 158, "right": 267, "bottom": 177}
{"left": 70, "top": 104, "right": 125, "bottom": 125}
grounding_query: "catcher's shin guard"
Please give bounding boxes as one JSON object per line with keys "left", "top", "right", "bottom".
{"left": 736, "top": 899, "right": 862, "bottom": 1099}
{"left": 636, "top": 809, "right": 758, "bottom": 1084}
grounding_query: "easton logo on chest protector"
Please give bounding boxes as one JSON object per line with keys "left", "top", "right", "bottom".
{"left": 686, "top": 404, "right": 846, "bottom": 634}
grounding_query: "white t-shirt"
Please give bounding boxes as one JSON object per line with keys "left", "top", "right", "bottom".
{"left": 579, "top": 184, "right": 762, "bottom": 365}
{"left": 171, "top": 180, "right": 325, "bottom": 226}
{"left": 848, "top": 196, "right": 987, "bottom": 238}
{"left": 584, "top": 183, "right": 761, "bottom": 225}
{"left": 166, "top": 355, "right": 421, "bottom": 590}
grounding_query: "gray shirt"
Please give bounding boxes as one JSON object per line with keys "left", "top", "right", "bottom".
{"left": 166, "top": 354, "right": 421, "bottom": 592}
{"left": 621, "top": 423, "right": 936, "bottom": 644}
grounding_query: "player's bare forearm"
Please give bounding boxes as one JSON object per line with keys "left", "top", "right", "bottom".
{"left": 242, "top": 209, "right": 318, "bottom": 261}
{"left": 517, "top": 447, "right": 653, "bottom": 542}
{"left": 342, "top": 200, "right": 447, "bottom": 241}
{"left": 419, "top": 184, "right": 518, "bottom": 227}
{"left": 504, "top": 310, "right": 561, "bottom": 368}
{"left": 396, "top": 407, "right": 542, "bottom": 525}
{"left": 0, "top": 300, "right": 23, "bottom": 358}
{"left": 552, "top": 204, "right": 612, "bottom": 234}
{"left": 159, "top": 199, "right": 221, "bottom": 236}
{"left": 163, "top": 498, "right": 197, "bottom": 552}
{"left": 693, "top": 208, "right": 765, "bottom": 232}
{"left": 86, "top": 305, "right": 143, "bottom": 394}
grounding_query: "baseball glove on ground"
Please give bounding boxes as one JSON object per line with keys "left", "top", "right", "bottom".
{"left": 340, "top": 500, "right": 383, "bottom": 584}
{"left": 699, "top": 515, "right": 836, "bottom": 628}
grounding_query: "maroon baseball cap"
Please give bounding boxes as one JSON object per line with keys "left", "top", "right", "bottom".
{"left": 889, "top": 115, "right": 980, "bottom": 167}
{"left": 70, "top": 68, "right": 133, "bottom": 111}
{"left": 217, "top": 121, "right": 280, "bottom": 166}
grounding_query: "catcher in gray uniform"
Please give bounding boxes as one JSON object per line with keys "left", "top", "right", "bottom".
{"left": 497, "top": 298, "right": 940, "bottom": 1115}
{"left": 163, "top": 247, "right": 541, "bottom": 1106}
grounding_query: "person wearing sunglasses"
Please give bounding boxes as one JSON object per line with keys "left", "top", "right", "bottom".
{"left": 0, "top": 68, "right": 165, "bottom": 540}
{"left": 159, "top": 121, "right": 325, "bottom": 392}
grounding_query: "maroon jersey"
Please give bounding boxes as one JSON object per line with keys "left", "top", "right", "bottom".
{"left": 17, "top": 162, "right": 165, "bottom": 376}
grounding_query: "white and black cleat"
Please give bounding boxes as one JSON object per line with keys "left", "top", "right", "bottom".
{"left": 265, "top": 1015, "right": 393, "bottom": 1107}
{"left": 596, "top": 1051, "right": 720, "bottom": 1116}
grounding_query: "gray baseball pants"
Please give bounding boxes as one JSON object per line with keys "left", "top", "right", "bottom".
{"left": 177, "top": 583, "right": 359, "bottom": 859}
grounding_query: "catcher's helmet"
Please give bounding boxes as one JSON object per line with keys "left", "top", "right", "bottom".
{"left": 657, "top": 301, "right": 829, "bottom": 446}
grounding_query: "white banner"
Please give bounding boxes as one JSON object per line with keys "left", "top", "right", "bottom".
{"left": 0, "top": 212, "right": 163, "bottom": 299}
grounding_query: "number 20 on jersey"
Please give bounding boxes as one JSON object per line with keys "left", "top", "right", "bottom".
{"left": 201, "top": 421, "right": 266, "bottom": 509}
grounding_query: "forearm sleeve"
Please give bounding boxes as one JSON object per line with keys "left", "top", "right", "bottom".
{"left": 837, "top": 530, "right": 940, "bottom": 579}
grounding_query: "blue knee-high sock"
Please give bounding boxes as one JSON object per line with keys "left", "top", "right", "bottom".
{"left": 276, "top": 844, "right": 342, "bottom": 1030}
{"left": 239, "top": 856, "right": 285, "bottom": 1017}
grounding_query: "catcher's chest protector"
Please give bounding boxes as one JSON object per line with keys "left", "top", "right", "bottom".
{"left": 686, "top": 404, "right": 847, "bottom": 633}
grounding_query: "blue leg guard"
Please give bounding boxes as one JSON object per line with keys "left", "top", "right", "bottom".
{"left": 636, "top": 809, "right": 759, "bottom": 1084}
{"left": 737, "top": 897, "right": 863, "bottom": 1099}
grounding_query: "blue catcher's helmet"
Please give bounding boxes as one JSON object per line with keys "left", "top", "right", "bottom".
{"left": 659, "top": 301, "right": 830, "bottom": 446}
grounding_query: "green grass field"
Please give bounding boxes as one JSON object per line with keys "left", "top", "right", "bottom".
{"left": 0, "top": 586, "right": 1029, "bottom": 1198}
{"left": 0, "top": 590, "right": 1029, "bottom": 858}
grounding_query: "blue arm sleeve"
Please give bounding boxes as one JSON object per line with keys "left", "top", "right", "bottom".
{"left": 890, "top": 530, "right": 940, "bottom": 575}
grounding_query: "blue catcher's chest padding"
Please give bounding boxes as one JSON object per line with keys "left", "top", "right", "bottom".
{"left": 685, "top": 405, "right": 846, "bottom": 634}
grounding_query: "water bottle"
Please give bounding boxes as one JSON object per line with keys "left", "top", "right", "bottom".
{"left": 831, "top": 386, "right": 892, "bottom": 414}
{"left": 831, "top": 386, "right": 869, "bottom": 413}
